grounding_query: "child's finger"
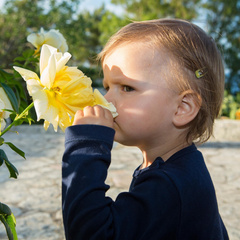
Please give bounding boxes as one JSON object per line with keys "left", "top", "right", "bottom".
{"left": 93, "top": 105, "right": 114, "bottom": 121}
{"left": 73, "top": 109, "right": 84, "bottom": 125}
{"left": 93, "top": 105, "right": 105, "bottom": 117}
{"left": 75, "top": 109, "right": 84, "bottom": 118}
{"left": 73, "top": 106, "right": 114, "bottom": 128}
{"left": 104, "top": 107, "right": 114, "bottom": 120}
{"left": 83, "top": 106, "right": 95, "bottom": 116}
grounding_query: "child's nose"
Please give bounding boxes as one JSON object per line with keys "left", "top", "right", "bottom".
{"left": 104, "top": 90, "right": 116, "bottom": 106}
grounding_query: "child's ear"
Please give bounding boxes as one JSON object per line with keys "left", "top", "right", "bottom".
{"left": 173, "top": 90, "right": 201, "bottom": 127}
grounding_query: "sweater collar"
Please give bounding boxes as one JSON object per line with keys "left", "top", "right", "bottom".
{"left": 133, "top": 144, "right": 197, "bottom": 177}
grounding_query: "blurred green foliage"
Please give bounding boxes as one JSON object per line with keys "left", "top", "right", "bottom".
{"left": 203, "top": 0, "right": 240, "bottom": 94}
{"left": 221, "top": 91, "right": 240, "bottom": 119}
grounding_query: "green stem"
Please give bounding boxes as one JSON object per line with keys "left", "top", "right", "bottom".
{"left": 0, "top": 102, "right": 34, "bottom": 137}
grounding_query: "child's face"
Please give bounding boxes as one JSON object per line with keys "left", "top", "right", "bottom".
{"left": 103, "top": 42, "right": 179, "bottom": 148}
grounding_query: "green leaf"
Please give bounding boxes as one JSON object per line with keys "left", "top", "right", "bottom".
{"left": 5, "top": 160, "right": 19, "bottom": 179}
{"left": 22, "top": 49, "right": 35, "bottom": 59}
{"left": 0, "top": 213, "right": 18, "bottom": 240}
{"left": 0, "top": 69, "right": 13, "bottom": 82}
{"left": 0, "top": 137, "right": 4, "bottom": 146}
{"left": 29, "top": 57, "right": 39, "bottom": 63}
{"left": 13, "top": 56, "right": 25, "bottom": 62}
{"left": 6, "top": 214, "right": 17, "bottom": 240}
{"left": 0, "top": 215, "right": 14, "bottom": 240}
{"left": 0, "top": 149, "right": 7, "bottom": 167}
{"left": 4, "top": 142, "right": 26, "bottom": 159}
{"left": 0, "top": 149, "right": 19, "bottom": 179}
{"left": 0, "top": 202, "right": 12, "bottom": 215}
{"left": 0, "top": 83, "right": 19, "bottom": 113}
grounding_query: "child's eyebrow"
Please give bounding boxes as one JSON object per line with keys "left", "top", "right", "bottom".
{"left": 102, "top": 77, "right": 130, "bottom": 88}
{"left": 102, "top": 77, "right": 111, "bottom": 86}
{"left": 103, "top": 72, "right": 160, "bottom": 89}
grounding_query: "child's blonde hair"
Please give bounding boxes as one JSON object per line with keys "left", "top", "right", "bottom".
{"left": 98, "top": 19, "right": 225, "bottom": 143}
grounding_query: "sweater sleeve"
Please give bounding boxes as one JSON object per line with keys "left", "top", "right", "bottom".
{"left": 62, "top": 125, "right": 115, "bottom": 240}
{"left": 62, "top": 125, "right": 181, "bottom": 240}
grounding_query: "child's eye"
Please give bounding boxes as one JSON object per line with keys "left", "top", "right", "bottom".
{"left": 123, "top": 85, "right": 134, "bottom": 92}
{"left": 104, "top": 86, "right": 109, "bottom": 92}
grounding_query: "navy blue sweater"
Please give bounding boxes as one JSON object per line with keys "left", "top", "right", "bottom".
{"left": 62, "top": 125, "right": 229, "bottom": 240}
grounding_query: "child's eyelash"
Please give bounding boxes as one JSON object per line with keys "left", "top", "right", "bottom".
{"left": 103, "top": 86, "right": 109, "bottom": 92}
{"left": 103, "top": 85, "right": 134, "bottom": 92}
{"left": 122, "top": 85, "right": 134, "bottom": 92}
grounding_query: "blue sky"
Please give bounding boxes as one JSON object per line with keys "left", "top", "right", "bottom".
{"left": 80, "top": 0, "right": 110, "bottom": 9}
{"left": 0, "top": 0, "right": 103, "bottom": 9}
{"left": 0, "top": 0, "right": 205, "bottom": 29}
{"left": 0, "top": 0, "right": 122, "bottom": 14}
{"left": 79, "top": 0, "right": 124, "bottom": 15}
{"left": 79, "top": 0, "right": 121, "bottom": 13}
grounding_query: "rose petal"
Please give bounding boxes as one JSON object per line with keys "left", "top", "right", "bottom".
{"left": 40, "top": 44, "right": 57, "bottom": 75}
{"left": 0, "top": 119, "right": 6, "bottom": 131}
{"left": 0, "top": 88, "right": 14, "bottom": 119}
{"left": 43, "top": 120, "right": 50, "bottom": 131}
{"left": 40, "top": 53, "right": 56, "bottom": 89}
{"left": 93, "top": 89, "right": 118, "bottom": 117}
{"left": 27, "top": 33, "right": 45, "bottom": 49}
{"left": 32, "top": 90, "right": 49, "bottom": 121}
{"left": 56, "top": 52, "right": 71, "bottom": 73}
{"left": 25, "top": 79, "right": 42, "bottom": 96}
{"left": 44, "top": 30, "right": 62, "bottom": 49}
{"left": 13, "top": 66, "right": 39, "bottom": 82}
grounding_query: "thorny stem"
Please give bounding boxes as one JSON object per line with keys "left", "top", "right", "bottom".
{"left": 0, "top": 102, "right": 34, "bottom": 137}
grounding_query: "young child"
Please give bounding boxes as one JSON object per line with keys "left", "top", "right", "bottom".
{"left": 62, "top": 19, "right": 229, "bottom": 240}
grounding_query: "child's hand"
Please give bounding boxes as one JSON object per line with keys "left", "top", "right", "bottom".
{"left": 73, "top": 105, "right": 114, "bottom": 129}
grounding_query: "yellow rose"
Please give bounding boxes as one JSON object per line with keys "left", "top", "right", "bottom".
{"left": 27, "top": 28, "right": 68, "bottom": 53}
{"left": 14, "top": 44, "right": 117, "bottom": 132}
{"left": 0, "top": 88, "right": 13, "bottom": 130}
